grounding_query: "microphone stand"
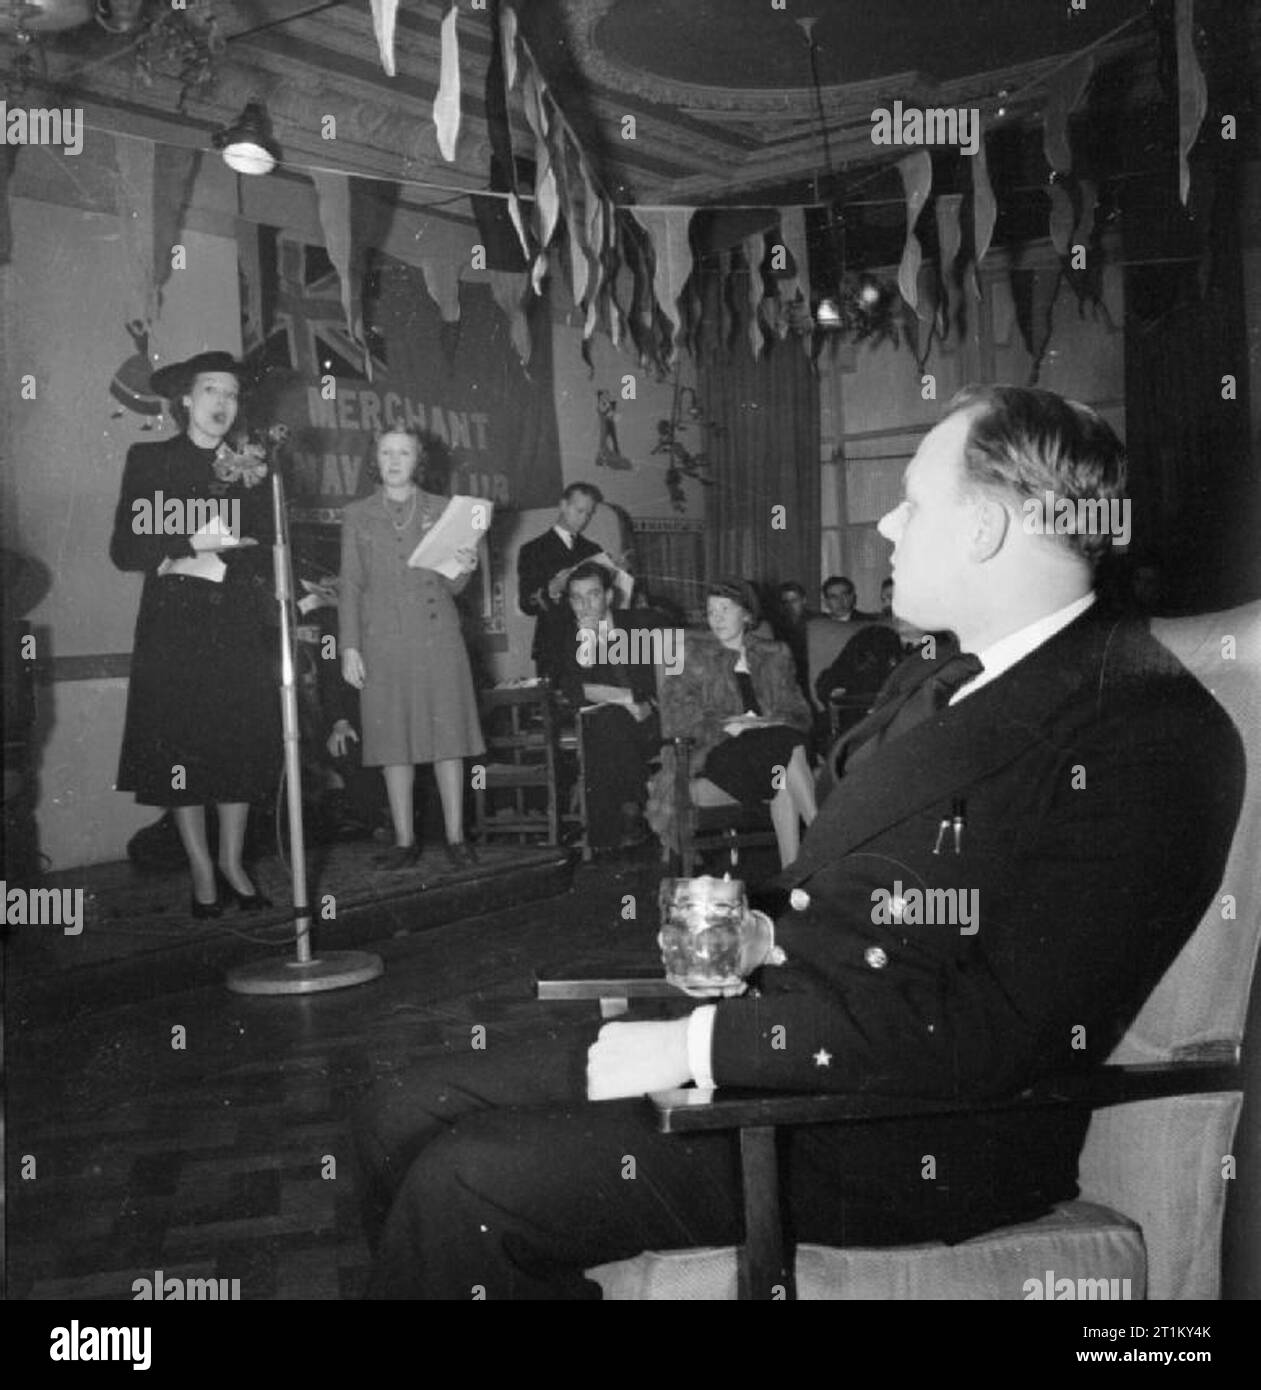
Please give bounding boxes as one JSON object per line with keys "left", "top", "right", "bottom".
{"left": 226, "top": 466, "right": 383, "bottom": 995}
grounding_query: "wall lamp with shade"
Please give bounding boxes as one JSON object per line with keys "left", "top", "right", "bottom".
{"left": 212, "top": 101, "right": 280, "bottom": 175}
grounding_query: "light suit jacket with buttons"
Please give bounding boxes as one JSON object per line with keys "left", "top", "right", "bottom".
{"left": 711, "top": 608, "right": 1244, "bottom": 1101}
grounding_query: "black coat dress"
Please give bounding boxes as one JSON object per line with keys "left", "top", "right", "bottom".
{"left": 111, "top": 434, "right": 281, "bottom": 806}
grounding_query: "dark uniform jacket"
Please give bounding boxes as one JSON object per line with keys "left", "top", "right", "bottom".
{"left": 712, "top": 609, "right": 1245, "bottom": 1104}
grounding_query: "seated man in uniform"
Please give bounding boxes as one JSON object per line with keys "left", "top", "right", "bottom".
{"left": 554, "top": 562, "right": 662, "bottom": 851}
{"left": 356, "top": 385, "right": 1244, "bottom": 1300}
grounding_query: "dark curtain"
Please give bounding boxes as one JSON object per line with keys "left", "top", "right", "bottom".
{"left": 698, "top": 333, "right": 820, "bottom": 606}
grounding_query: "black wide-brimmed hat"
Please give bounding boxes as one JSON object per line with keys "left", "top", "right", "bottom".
{"left": 150, "top": 351, "right": 245, "bottom": 401}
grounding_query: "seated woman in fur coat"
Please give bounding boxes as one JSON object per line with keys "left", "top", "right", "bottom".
{"left": 647, "top": 579, "right": 817, "bottom": 868}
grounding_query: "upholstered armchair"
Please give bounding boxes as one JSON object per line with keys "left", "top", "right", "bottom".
{"left": 583, "top": 603, "right": 1261, "bottom": 1299}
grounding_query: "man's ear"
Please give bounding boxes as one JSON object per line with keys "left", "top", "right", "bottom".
{"left": 969, "top": 495, "right": 1010, "bottom": 562}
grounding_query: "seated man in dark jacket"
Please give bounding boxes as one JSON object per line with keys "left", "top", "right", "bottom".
{"left": 556, "top": 562, "right": 663, "bottom": 850}
{"left": 356, "top": 385, "right": 1245, "bottom": 1300}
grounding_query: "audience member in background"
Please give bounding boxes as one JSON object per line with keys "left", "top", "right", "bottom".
{"left": 339, "top": 428, "right": 483, "bottom": 871}
{"left": 773, "top": 579, "right": 815, "bottom": 702}
{"left": 648, "top": 579, "right": 816, "bottom": 869}
{"left": 880, "top": 576, "right": 895, "bottom": 618}
{"left": 814, "top": 622, "right": 906, "bottom": 738}
{"left": 555, "top": 562, "right": 660, "bottom": 850}
{"left": 517, "top": 483, "right": 631, "bottom": 684}
{"left": 821, "top": 574, "right": 876, "bottom": 623}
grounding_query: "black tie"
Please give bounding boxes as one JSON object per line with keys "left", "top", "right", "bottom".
{"left": 841, "top": 652, "right": 984, "bottom": 772}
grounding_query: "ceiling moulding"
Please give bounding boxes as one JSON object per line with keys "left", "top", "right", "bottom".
{"left": 39, "top": 53, "right": 494, "bottom": 186}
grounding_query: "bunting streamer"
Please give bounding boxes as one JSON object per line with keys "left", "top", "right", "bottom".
{"left": 418, "top": 251, "right": 462, "bottom": 322}
{"left": 113, "top": 135, "right": 157, "bottom": 330}
{"left": 521, "top": 68, "right": 559, "bottom": 249}
{"left": 434, "top": 2, "right": 461, "bottom": 162}
{"left": 1076, "top": 178, "right": 1098, "bottom": 247}
{"left": 1100, "top": 262, "right": 1124, "bottom": 328}
{"left": 153, "top": 145, "right": 200, "bottom": 316}
{"left": 311, "top": 169, "right": 370, "bottom": 379}
{"left": 486, "top": 268, "right": 531, "bottom": 364}
{"left": 1175, "top": 0, "right": 1207, "bottom": 206}
{"left": 1048, "top": 180, "right": 1075, "bottom": 257}
{"left": 742, "top": 230, "right": 765, "bottom": 360}
{"left": 629, "top": 208, "right": 695, "bottom": 349}
{"left": 484, "top": 0, "right": 531, "bottom": 265}
{"left": 501, "top": 0, "right": 519, "bottom": 90}
{"left": 969, "top": 126, "right": 997, "bottom": 298}
{"left": 897, "top": 151, "right": 932, "bottom": 316}
{"left": 934, "top": 192, "right": 964, "bottom": 338}
{"left": 368, "top": 0, "right": 398, "bottom": 78}
{"left": 581, "top": 169, "right": 605, "bottom": 339}
{"left": 1042, "top": 52, "right": 1095, "bottom": 173}
{"left": 777, "top": 205, "right": 810, "bottom": 312}
{"left": 563, "top": 135, "right": 589, "bottom": 309}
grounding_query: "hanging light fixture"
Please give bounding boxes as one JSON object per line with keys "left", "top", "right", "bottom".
{"left": 798, "top": 15, "right": 846, "bottom": 330}
{"left": 212, "top": 101, "right": 280, "bottom": 175}
{"left": 0, "top": 0, "right": 94, "bottom": 33}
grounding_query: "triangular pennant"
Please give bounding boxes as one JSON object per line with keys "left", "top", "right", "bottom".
{"left": 153, "top": 144, "right": 200, "bottom": 317}
{"left": 563, "top": 134, "right": 589, "bottom": 309}
{"left": 581, "top": 170, "right": 605, "bottom": 339}
{"left": 776, "top": 205, "right": 810, "bottom": 310}
{"left": 1042, "top": 51, "right": 1095, "bottom": 174}
{"left": 897, "top": 151, "right": 932, "bottom": 316}
{"left": 521, "top": 68, "right": 559, "bottom": 249}
{"left": 113, "top": 135, "right": 157, "bottom": 329}
{"left": 934, "top": 192, "right": 964, "bottom": 339}
{"left": 418, "top": 252, "right": 461, "bottom": 322}
{"left": 742, "top": 230, "right": 765, "bottom": 360}
{"left": 1175, "top": 0, "right": 1207, "bottom": 206}
{"left": 501, "top": 0, "right": 519, "bottom": 90}
{"left": 433, "top": 2, "right": 461, "bottom": 162}
{"left": 629, "top": 208, "right": 695, "bottom": 348}
{"left": 1077, "top": 178, "right": 1098, "bottom": 246}
{"left": 971, "top": 124, "right": 997, "bottom": 280}
{"left": 312, "top": 169, "right": 370, "bottom": 379}
{"left": 369, "top": 0, "right": 398, "bottom": 77}
{"left": 1048, "top": 180, "right": 1075, "bottom": 258}
{"left": 483, "top": 0, "right": 529, "bottom": 265}
{"left": 486, "top": 268, "right": 531, "bottom": 364}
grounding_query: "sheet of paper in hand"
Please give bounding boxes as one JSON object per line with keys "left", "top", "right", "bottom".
{"left": 155, "top": 515, "right": 241, "bottom": 583}
{"left": 407, "top": 496, "right": 494, "bottom": 579}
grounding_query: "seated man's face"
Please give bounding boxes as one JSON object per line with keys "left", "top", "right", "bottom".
{"left": 569, "top": 575, "right": 611, "bottom": 631}
{"left": 876, "top": 410, "right": 979, "bottom": 634}
{"left": 823, "top": 582, "right": 856, "bottom": 619}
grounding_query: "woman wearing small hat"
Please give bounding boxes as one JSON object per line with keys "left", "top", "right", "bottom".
{"left": 110, "top": 351, "right": 281, "bottom": 916}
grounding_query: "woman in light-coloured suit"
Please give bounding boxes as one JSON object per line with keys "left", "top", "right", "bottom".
{"left": 339, "top": 429, "right": 484, "bottom": 869}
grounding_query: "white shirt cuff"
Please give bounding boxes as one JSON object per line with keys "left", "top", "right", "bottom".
{"left": 686, "top": 1005, "right": 718, "bottom": 1090}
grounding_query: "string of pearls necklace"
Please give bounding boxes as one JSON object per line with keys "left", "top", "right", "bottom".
{"left": 383, "top": 485, "right": 418, "bottom": 531}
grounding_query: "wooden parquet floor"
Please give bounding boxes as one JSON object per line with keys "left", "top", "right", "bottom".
{"left": 5, "top": 850, "right": 682, "bottom": 1301}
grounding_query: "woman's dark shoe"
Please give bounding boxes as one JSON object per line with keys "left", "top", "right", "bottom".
{"left": 444, "top": 840, "right": 478, "bottom": 869}
{"left": 375, "top": 844, "right": 421, "bottom": 871}
{"left": 190, "top": 893, "right": 223, "bottom": 920}
{"left": 216, "top": 870, "right": 273, "bottom": 911}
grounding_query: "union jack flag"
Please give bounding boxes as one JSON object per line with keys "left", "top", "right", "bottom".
{"left": 241, "top": 229, "right": 387, "bottom": 381}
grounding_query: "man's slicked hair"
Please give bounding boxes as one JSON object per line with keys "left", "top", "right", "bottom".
{"left": 946, "top": 384, "right": 1127, "bottom": 565}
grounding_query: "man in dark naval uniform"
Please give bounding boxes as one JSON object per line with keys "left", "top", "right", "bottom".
{"left": 516, "top": 482, "right": 605, "bottom": 685}
{"left": 357, "top": 385, "right": 1245, "bottom": 1299}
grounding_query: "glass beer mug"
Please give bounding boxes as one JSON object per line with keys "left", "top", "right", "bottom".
{"left": 657, "top": 875, "right": 751, "bottom": 992}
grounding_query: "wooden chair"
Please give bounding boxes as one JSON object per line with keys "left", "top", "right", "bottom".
{"left": 472, "top": 682, "right": 567, "bottom": 848}
{"left": 582, "top": 602, "right": 1261, "bottom": 1299}
{"left": 666, "top": 735, "right": 778, "bottom": 878}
